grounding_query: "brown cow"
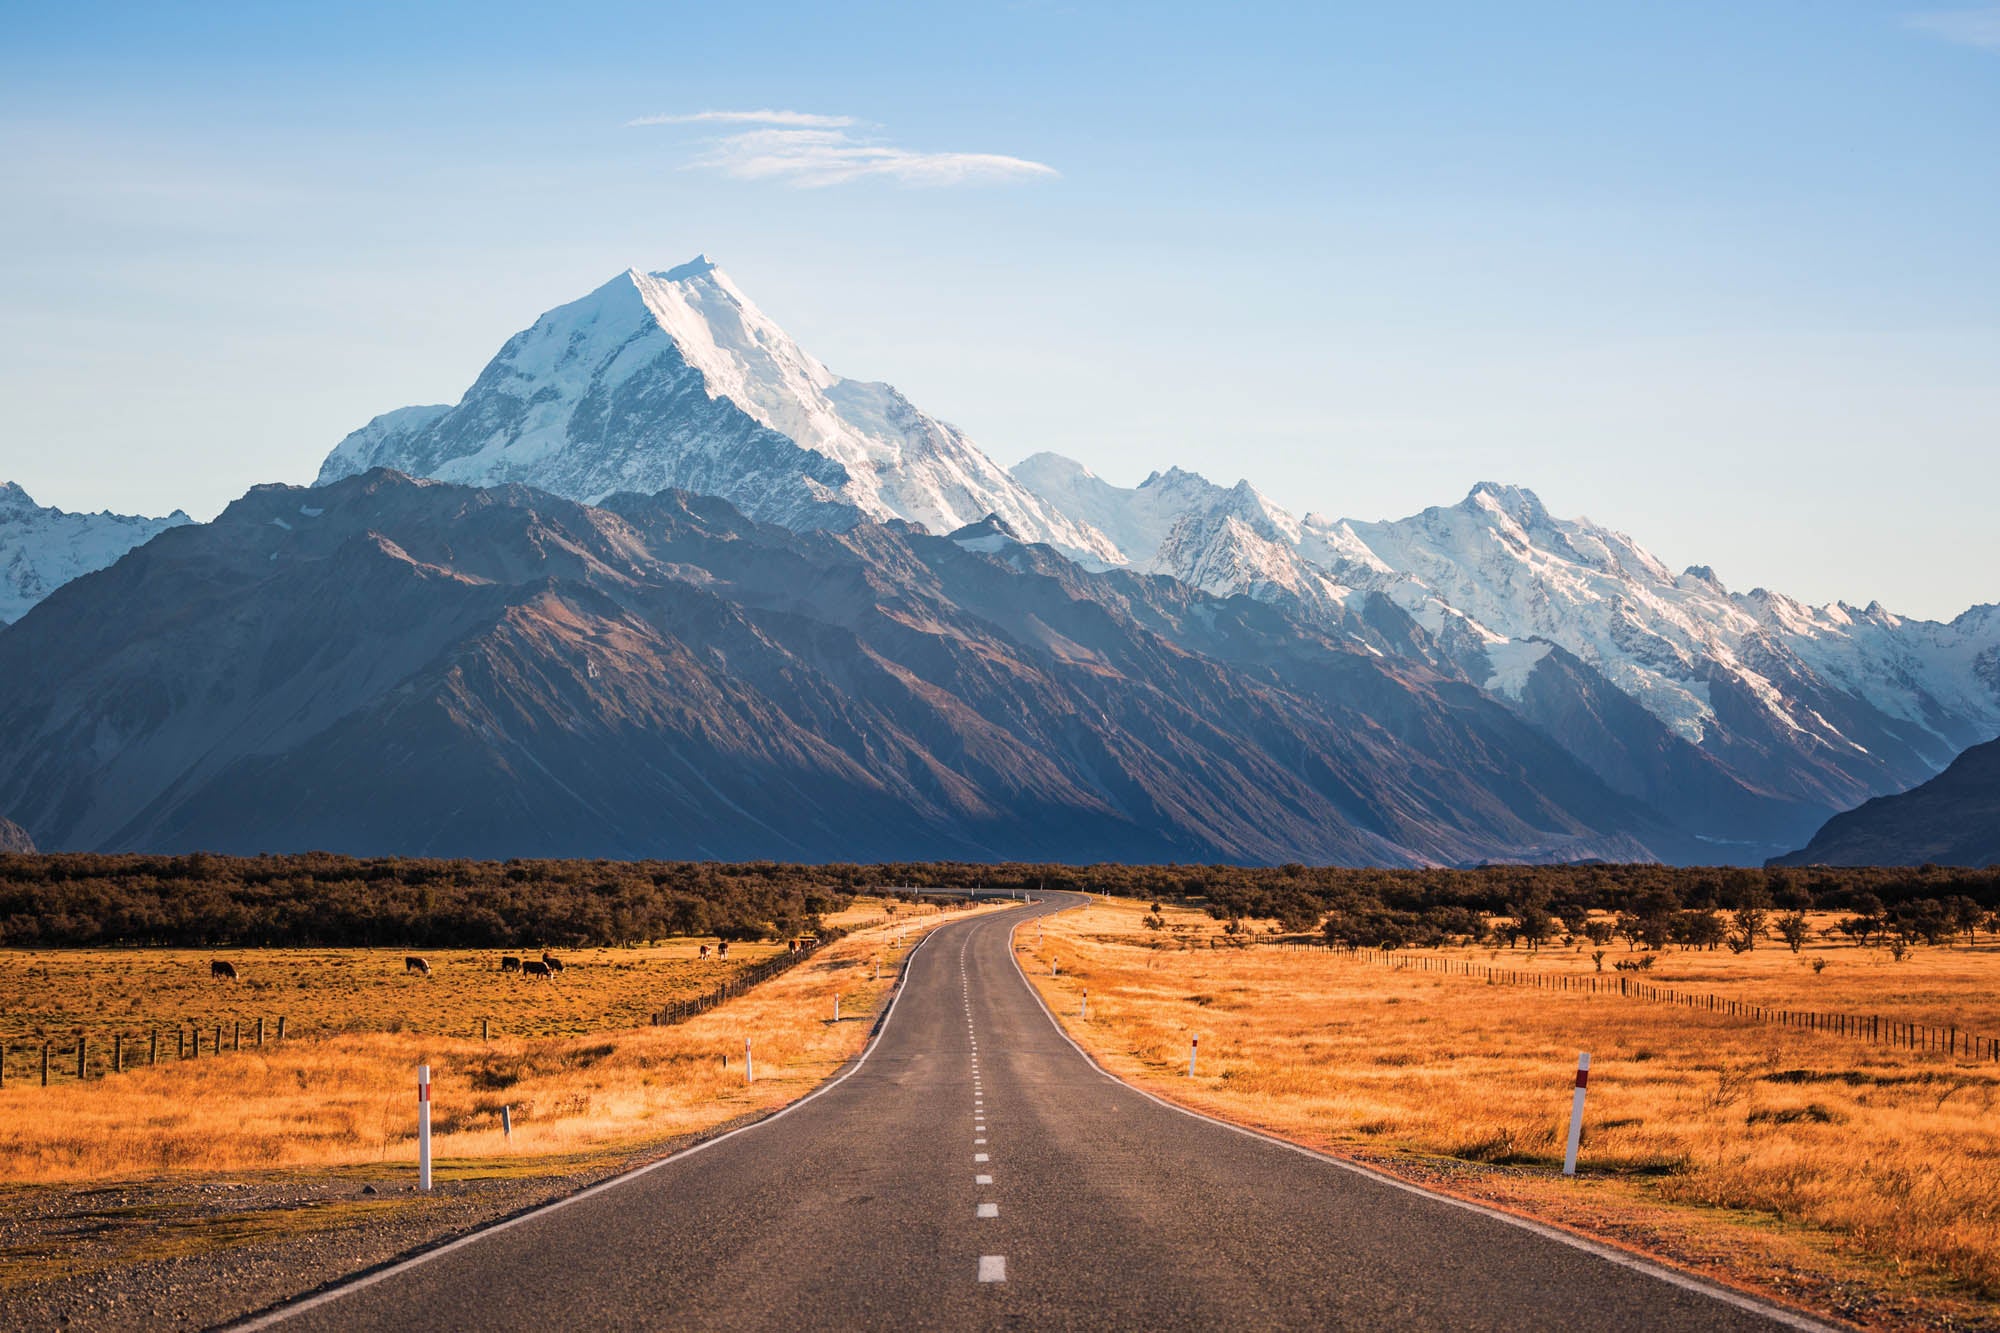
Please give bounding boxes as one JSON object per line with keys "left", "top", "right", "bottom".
{"left": 405, "top": 956, "right": 432, "bottom": 977}
{"left": 210, "top": 960, "right": 239, "bottom": 982}
{"left": 521, "top": 960, "right": 553, "bottom": 981}
{"left": 715, "top": 941, "right": 730, "bottom": 960}
{"left": 697, "top": 944, "right": 711, "bottom": 959}
{"left": 500, "top": 956, "right": 522, "bottom": 973}
{"left": 541, "top": 952, "right": 565, "bottom": 976}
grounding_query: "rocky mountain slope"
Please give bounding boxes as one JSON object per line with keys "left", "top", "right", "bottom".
{"left": 0, "top": 816, "right": 32, "bottom": 853}
{"left": 1010, "top": 458, "right": 2000, "bottom": 832}
{"left": 1772, "top": 736, "right": 2000, "bottom": 867}
{"left": 0, "top": 483, "right": 189, "bottom": 625}
{"left": 0, "top": 470, "right": 1700, "bottom": 864}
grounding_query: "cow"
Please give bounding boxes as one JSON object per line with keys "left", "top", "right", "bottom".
{"left": 541, "top": 952, "right": 565, "bottom": 976}
{"left": 697, "top": 944, "right": 711, "bottom": 960}
{"left": 715, "top": 941, "right": 730, "bottom": 960}
{"left": 500, "top": 956, "right": 522, "bottom": 973}
{"left": 521, "top": 960, "right": 553, "bottom": 981}
{"left": 211, "top": 959, "right": 239, "bottom": 982}
{"left": 405, "top": 956, "right": 431, "bottom": 977}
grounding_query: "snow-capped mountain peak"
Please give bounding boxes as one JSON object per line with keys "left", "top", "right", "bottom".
{"left": 317, "top": 258, "right": 1122, "bottom": 564}
{"left": 0, "top": 483, "right": 191, "bottom": 625}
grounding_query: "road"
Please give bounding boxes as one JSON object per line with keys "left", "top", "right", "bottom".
{"left": 246, "top": 893, "right": 1820, "bottom": 1332}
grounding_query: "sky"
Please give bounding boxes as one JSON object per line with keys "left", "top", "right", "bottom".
{"left": 1, "top": 2, "right": 1996, "bottom": 619}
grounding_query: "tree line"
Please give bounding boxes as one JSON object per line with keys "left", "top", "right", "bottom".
{"left": 0, "top": 853, "right": 858, "bottom": 947}
{"left": 0, "top": 853, "right": 1994, "bottom": 949}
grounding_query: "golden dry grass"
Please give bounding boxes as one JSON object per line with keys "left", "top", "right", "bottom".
{"left": 0, "top": 940, "right": 787, "bottom": 1071}
{"left": 1022, "top": 897, "right": 2000, "bottom": 1320}
{"left": 0, "top": 899, "right": 976, "bottom": 1184}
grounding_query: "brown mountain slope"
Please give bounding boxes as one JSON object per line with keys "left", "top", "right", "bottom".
{"left": 1771, "top": 736, "right": 2000, "bottom": 867}
{"left": 0, "top": 471, "right": 1695, "bottom": 864}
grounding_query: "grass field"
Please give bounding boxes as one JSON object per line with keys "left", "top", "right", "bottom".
{"left": 1022, "top": 897, "right": 2000, "bottom": 1326}
{"left": 0, "top": 940, "right": 788, "bottom": 1078}
{"left": 0, "top": 898, "right": 966, "bottom": 1184}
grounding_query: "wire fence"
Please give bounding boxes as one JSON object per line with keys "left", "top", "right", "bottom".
{"left": 0, "top": 1015, "right": 292, "bottom": 1088}
{"left": 1262, "top": 937, "right": 1998, "bottom": 1061}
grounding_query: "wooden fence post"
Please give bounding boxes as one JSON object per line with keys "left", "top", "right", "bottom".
{"left": 77, "top": 1037, "right": 86, "bottom": 1081}
{"left": 278, "top": 1016, "right": 287, "bottom": 1042}
{"left": 257, "top": 1017, "right": 264, "bottom": 1047}
{"left": 114, "top": 1033, "right": 123, "bottom": 1074}
{"left": 42, "top": 1042, "right": 50, "bottom": 1086}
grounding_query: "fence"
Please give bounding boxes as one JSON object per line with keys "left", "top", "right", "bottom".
{"left": 1263, "top": 938, "right": 1998, "bottom": 1061}
{"left": 0, "top": 1014, "right": 291, "bottom": 1089}
{"left": 2, "top": 908, "right": 963, "bottom": 1088}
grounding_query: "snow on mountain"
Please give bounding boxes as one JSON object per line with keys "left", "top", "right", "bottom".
{"left": 1010, "top": 454, "right": 1355, "bottom": 612}
{"left": 318, "top": 258, "right": 1121, "bottom": 563}
{"left": 947, "top": 512, "right": 1024, "bottom": 554}
{"left": 1010, "top": 456, "right": 2000, "bottom": 815}
{"left": 0, "top": 483, "right": 190, "bottom": 626}
{"left": 1328, "top": 483, "right": 2000, "bottom": 761}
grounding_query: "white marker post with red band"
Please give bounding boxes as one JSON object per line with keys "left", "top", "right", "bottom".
{"left": 1188, "top": 1035, "right": 1199, "bottom": 1078}
{"left": 1563, "top": 1052, "right": 1590, "bottom": 1177}
{"left": 417, "top": 1064, "right": 433, "bottom": 1192}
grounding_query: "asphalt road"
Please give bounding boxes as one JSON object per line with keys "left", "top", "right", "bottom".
{"left": 245, "top": 893, "right": 1821, "bottom": 1332}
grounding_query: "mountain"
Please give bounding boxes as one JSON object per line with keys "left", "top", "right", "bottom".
{"left": 1772, "top": 736, "right": 2000, "bottom": 867}
{"left": 0, "top": 483, "right": 190, "bottom": 625}
{"left": 1011, "top": 459, "right": 2000, "bottom": 842}
{"left": 0, "top": 816, "right": 32, "bottom": 853}
{"left": 0, "top": 469, "right": 1699, "bottom": 865}
{"left": 302, "top": 260, "right": 2000, "bottom": 858}
{"left": 317, "top": 257, "right": 1120, "bottom": 563}
{"left": 10, "top": 254, "right": 1982, "bottom": 866}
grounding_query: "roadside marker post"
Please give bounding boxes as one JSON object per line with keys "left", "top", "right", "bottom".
{"left": 417, "top": 1065, "right": 433, "bottom": 1192}
{"left": 1188, "top": 1035, "right": 1199, "bottom": 1078}
{"left": 1081, "top": 989, "right": 1088, "bottom": 1019}
{"left": 1563, "top": 1052, "right": 1590, "bottom": 1177}
{"left": 745, "top": 1038, "right": 754, "bottom": 1085}
{"left": 501, "top": 1104, "right": 512, "bottom": 1139}
{"left": 834, "top": 994, "right": 842, "bottom": 1023}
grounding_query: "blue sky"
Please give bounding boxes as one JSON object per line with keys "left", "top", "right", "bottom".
{"left": 2, "top": 1, "right": 1996, "bottom": 617}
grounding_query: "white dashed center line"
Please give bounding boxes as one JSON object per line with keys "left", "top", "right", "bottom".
{"left": 977, "top": 1203, "right": 999, "bottom": 1219}
{"left": 976, "top": 1174, "right": 993, "bottom": 1184}
{"left": 979, "top": 1255, "right": 1006, "bottom": 1283}
{"left": 975, "top": 1151, "right": 989, "bottom": 1161}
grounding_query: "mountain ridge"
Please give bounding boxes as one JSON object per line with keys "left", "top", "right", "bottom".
{"left": 0, "top": 469, "right": 1699, "bottom": 865}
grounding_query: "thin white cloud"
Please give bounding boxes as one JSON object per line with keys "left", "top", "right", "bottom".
{"left": 625, "top": 109, "right": 857, "bottom": 129}
{"left": 1907, "top": 8, "right": 2000, "bottom": 50}
{"left": 630, "top": 111, "right": 1058, "bottom": 188}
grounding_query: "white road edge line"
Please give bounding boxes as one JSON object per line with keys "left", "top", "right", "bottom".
{"left": 1006, "top": 896, "right": 1838, "bottom": 1333}
{"left": 230, "top": 910, "right": 985, "bottom": 1330}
